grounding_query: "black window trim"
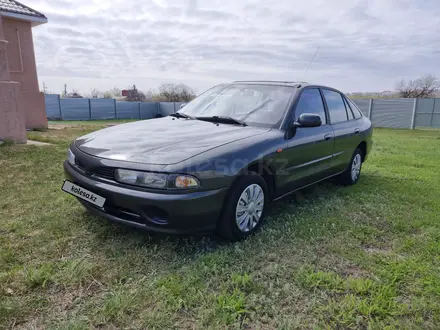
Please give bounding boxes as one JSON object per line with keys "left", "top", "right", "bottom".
{"left": 320, "top": 87, "right": 349, "bottom": 125}
{"left": 287, "top": 86, "right": 330, "bottom": 127}
{"left": 344, "top": 96, "right": 364, "bottom": 119}
{"left": 342, "top": 96, "right": 356, "bottom": 120}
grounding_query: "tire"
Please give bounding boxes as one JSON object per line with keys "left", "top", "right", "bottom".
{"left": 216, "top": 171, "right": 268, "bottom": 241}
{"left": 338, "top": 148, "right": 363, "bottom": 186}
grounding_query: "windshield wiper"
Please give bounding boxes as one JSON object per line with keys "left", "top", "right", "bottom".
{"left": 170, "top": 112, "right": 196, "bottom": 120}
{"left": 196, "top": 116, "right": 247, "bottom": 126}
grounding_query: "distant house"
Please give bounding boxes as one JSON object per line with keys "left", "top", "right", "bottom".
{"left": 68, "top": 93, "right": 83, "bottom": 99}
{"left": 0, "top": 0, "right": 47, "bottom": 143}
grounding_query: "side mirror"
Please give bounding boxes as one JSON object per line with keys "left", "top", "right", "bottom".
{"left": 294, "top": 113, "right": 322, "bottom": 128}
{"left": 180, "top": 103, "right": 187, "bottom": 109}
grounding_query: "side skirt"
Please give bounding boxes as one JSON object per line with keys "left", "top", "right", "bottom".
{"left": 273, "top": 170, "right": 345, "bottom": 202}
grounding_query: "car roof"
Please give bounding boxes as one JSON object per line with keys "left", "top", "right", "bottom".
{"left": 232, "top": 80, "right": 307, "bottom": 87}
{"left": 231, "top": 81, "right": 343, "bottom": 93}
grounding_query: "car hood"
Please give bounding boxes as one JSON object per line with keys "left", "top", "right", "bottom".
{"left": 75, "top": 117, "right": 270, "bottom": 165}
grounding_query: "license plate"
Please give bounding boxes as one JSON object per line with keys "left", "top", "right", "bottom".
{"left": 61, "top": 180, "right": 106, "bottom": 207}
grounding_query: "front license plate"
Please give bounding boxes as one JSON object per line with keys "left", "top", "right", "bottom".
{"left": 61, "top": 180, "right": 106, "bottom": 207}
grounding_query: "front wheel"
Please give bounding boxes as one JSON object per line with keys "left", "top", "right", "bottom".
{"left": 338, "top": 148, "right": 363, "bottom": 185}
{"left": 216, "top": 171, "right": 268, "bottom": 241}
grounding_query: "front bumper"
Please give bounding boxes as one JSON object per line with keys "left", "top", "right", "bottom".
{"left": 64, "top": 161, "right": 227, "bottom": 234}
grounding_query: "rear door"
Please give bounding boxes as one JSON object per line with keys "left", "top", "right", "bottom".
{"left": 321, "top": 89, "right": 362, "bottom": 173}
{"left": 279, "top": 88, "right": 335, "bottom": 195}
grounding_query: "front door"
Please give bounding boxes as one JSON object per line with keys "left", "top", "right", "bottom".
{"left": 277, "top": 88, "right": 335, "bottom": 196}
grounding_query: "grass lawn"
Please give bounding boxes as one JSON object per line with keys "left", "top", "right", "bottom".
{"left": 1, "top": 122, "right": 440, "bottom": 329}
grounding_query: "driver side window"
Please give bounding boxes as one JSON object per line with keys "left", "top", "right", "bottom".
{"left": 295, "top": 89, "right": 327, "bottom": 124}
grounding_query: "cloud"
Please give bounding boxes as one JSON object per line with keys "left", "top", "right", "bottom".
{"left": 25, "top": 0, "right": 440, "bottom": 94}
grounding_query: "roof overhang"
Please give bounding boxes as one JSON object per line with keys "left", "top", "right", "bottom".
{"left": 0, "top": 11, "right": 47, "bottom": 26}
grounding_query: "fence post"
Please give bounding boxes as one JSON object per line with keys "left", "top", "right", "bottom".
{"left": 410, "top": 98, "right": 417, "bottom": 129}
{"left": 430, "top": 99, "right": 436, "bottom": 128}
{"left": 368, "top": 98, "right": 373, "bottom": 119}
{"left": 88, "top": 99, "right": 92, "bottom": 120}
{"left": 138, "top": 102, "right": 141, "bottom": 119}
{"left": 58, "top": 94, "right": 63, "bottom": 120}
{"left": 114, "top": 99, "right": 117, "bottom": 119}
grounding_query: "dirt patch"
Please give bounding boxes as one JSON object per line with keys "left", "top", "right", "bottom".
{"left": 48, "top": 124, "right": 76, "bottom": 130}
{"left": 26, "top": 140, "right": 52, "bottom": 146}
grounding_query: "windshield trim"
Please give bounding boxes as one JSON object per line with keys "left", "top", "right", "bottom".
{"left": 278, "top": 87, "right": 300, "bottom": 131}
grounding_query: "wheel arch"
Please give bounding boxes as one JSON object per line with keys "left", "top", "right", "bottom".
{"left": 240, "top": 161, "right": 276, "bottom": 202}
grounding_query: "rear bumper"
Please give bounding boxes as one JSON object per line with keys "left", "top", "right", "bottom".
{"left": 64, "top": 161, "right": 227, "bottom": 234}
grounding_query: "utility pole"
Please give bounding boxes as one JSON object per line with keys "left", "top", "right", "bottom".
{"left": 62, "top": 84, "right": 67, "bottom": 98}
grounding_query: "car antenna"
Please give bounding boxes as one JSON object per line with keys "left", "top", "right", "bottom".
{"left": 301, "top": 46, "right": 320, "bottom": 80}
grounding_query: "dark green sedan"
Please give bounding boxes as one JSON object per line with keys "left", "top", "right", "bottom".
{"left": 63, "top": 81, "right": 372, "bottom": 240}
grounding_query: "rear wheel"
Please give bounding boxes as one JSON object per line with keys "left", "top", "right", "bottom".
{"left": 338, "top": 148, "right": 362, "bottom": 185}
{"left": 217, "top": 172, "right": 268, "bottom": 241}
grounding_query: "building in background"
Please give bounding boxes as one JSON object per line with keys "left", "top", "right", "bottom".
{"left": 0, "top": 0, "right": 47, "bottom": 143}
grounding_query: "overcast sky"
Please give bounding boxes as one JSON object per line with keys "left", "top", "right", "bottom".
{"left": 26, "top": 0, "right": 440, "bottom": 95}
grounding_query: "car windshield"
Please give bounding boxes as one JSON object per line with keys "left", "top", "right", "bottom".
{"left": 179, "top": 84, "right": 294, "bottom": 128}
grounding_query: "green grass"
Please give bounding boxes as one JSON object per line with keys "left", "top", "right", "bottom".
{"left": 1, "top": 121, "right": 440, "bottom": 329}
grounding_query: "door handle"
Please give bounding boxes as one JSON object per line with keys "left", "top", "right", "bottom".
{"left": 324, "top": 133, "right": 333, "bottom": 141}
{"left": 354, "top": 129, "right": 360, "bottom": 135}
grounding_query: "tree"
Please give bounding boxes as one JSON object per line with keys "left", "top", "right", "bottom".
{"left": 102, "top": 91, "right": 113, "bottom": 99}
{"left": 109, "top": 87, "right": 121, "bottom": 98}
{"left": 101, "top": 87, "right": 121, "bottom": 99}
{"left": 396, "top": 75, "right": 440, "bottom": 98}
{"left": 90, "top": 88, "right": 101, "bottom": 98}
{"left": 155, "top": 83, "right": 196, "bottom": 102}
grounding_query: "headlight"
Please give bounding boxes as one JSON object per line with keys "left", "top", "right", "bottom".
{"left": 174, "top": 175, "right": 200, "bottom": 188}
{"left": 115, "top": 169, "right": 168, "bottom": 189}
{"left": 114, "top": 169, "right": 200, "bottom": 189}
{"left": 67, "top": 148, "right": 75, "bottom": 166}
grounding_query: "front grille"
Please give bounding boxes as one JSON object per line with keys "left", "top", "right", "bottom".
{"left": 74, "top": 159, "right": 114, "bottom": 180}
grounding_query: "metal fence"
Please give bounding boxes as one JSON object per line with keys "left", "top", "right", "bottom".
{"left": 45, "top": 94, "right": 185, "bottom": 120}
{"left": 45, "top": 94, "right": 440, "bottom": 129}
{"left": 352, "top": 98, "right": 439, "bottom": 129}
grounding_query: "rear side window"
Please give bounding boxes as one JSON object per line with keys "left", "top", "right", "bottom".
{"left": 345, "top": 97, "right": 363, "bottom": 119}
{"left": 294, "top": 88, "right": 327, "bottom": 124}
{"left": 322, "top": 89, "right": 348, "bottom": 124}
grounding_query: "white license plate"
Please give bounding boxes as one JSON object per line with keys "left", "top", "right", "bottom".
{"left": 62, "top": 180, "right": 106, "bottom": 207}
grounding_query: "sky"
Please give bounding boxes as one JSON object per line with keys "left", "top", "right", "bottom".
{"left": 24, "top": 0, "right": 440, "bottom": 95}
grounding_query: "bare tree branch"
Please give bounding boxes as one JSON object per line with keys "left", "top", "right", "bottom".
{"left": 396, "top": 75, "right": 440, "bottom": 98}
{"left": 153, "top": 84, "right": 196, "bottom": 102}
